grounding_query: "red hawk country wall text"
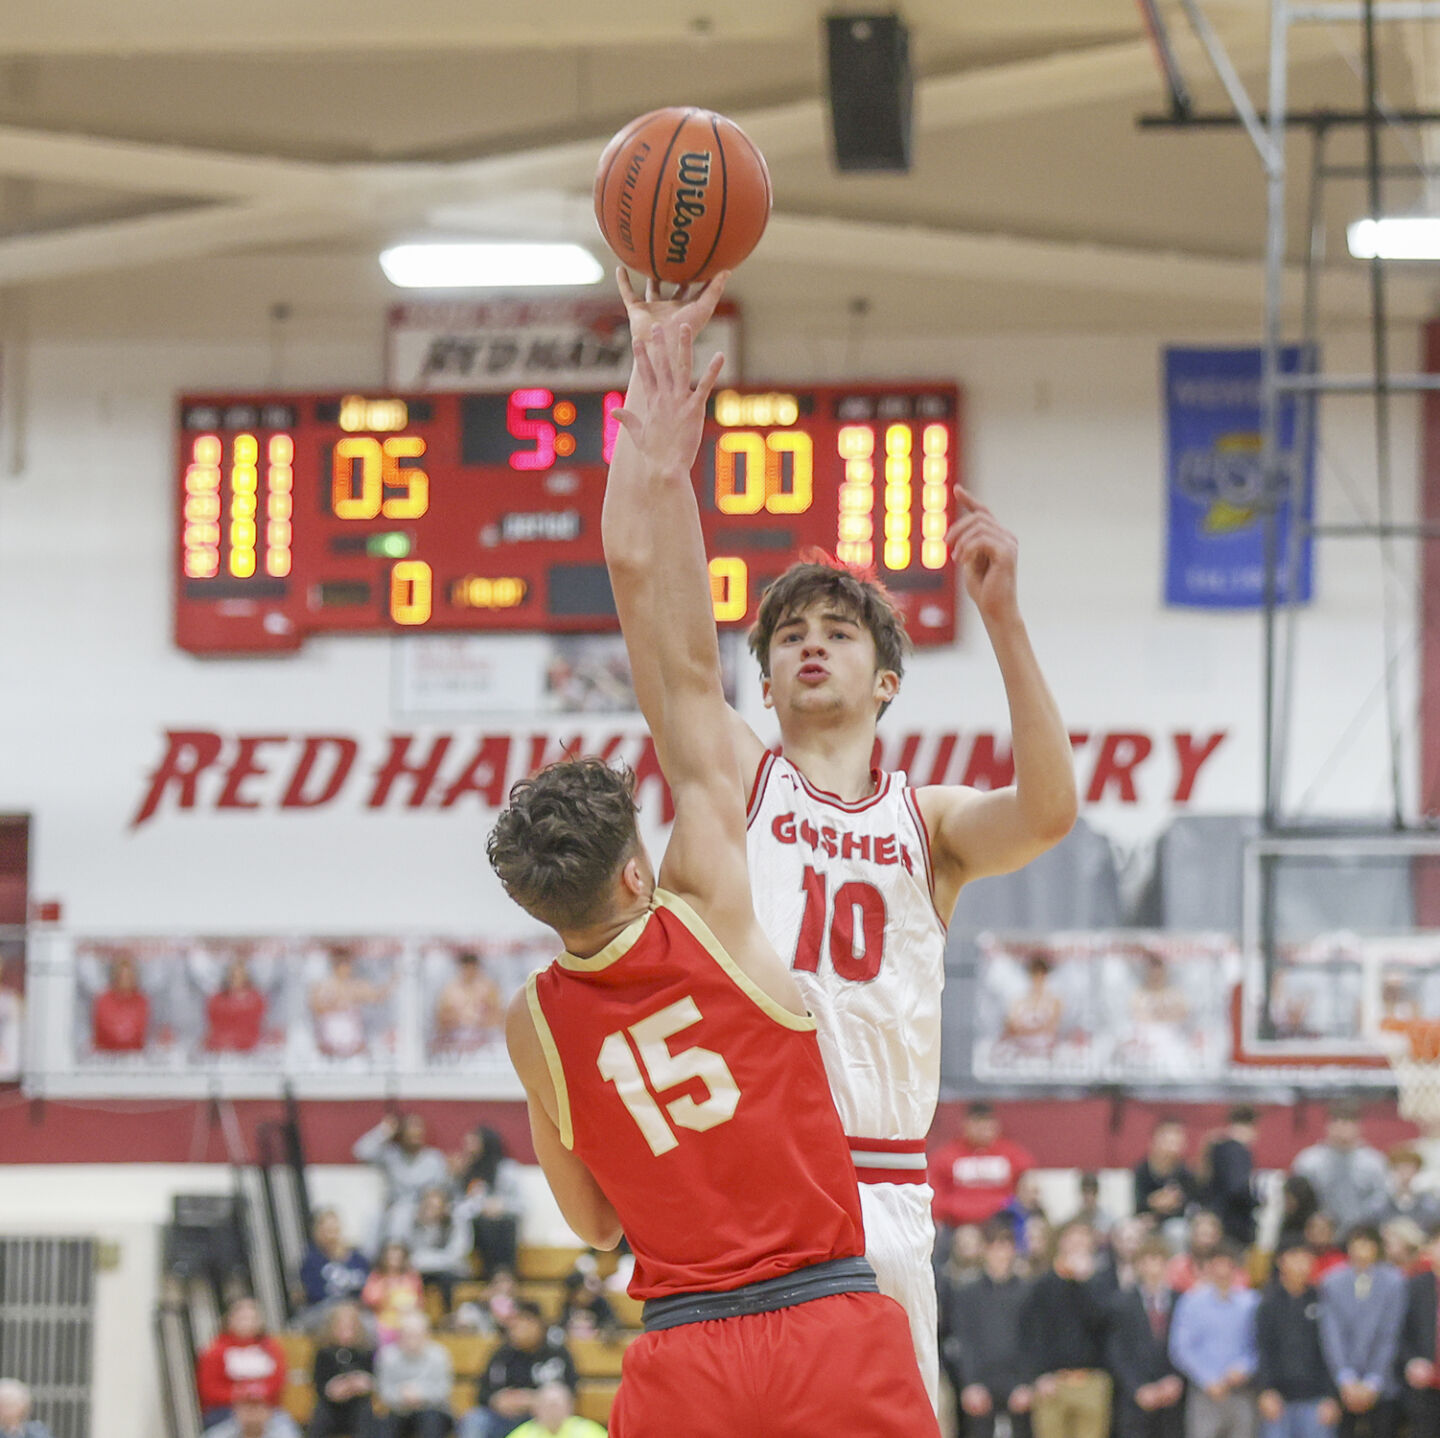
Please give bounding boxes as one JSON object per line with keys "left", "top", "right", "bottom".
{"left": 131, "top": 729, "right": 1228, "bottom": 829}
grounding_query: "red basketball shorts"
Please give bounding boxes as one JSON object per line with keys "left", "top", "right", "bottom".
{"left": 607, "top": 1289, "right": 940, "bottom": 1437}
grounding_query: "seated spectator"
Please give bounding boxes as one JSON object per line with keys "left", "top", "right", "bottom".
{"left": 206, "top": 956, "right": 266, "bottom": 1053}
{"left": 1019, "top": 1223, "right": 1112, "bottom": 1438}
{"left": 1304, "top": 1214, "right": 1345, "bottom": 1282}
{"left": 0, "top": 1379, "right": 54, "bottom": 1438}
{"left": 91, "top": 954, "right": 149, "bottom": 1053}
{"left": 298, "top": 1209, "right": 371, "bottom": 1327}
{"left": 1318, "top": 1224, "right": 1405, "bottom": 1438}
{"left": 1203, "top": 1108, "right": 1260, "bottom": 1248}
{"left": 1136, "top": 1117, "right": 1201, "bottom": 1237}
{"left": 483, "top": 1271, "right": 519, "bottom": 1332}
{"left": 554, "top": 1262, "right": 617, "bottom": 1342}
{"left": 309, "top": 1301, "right": 375, "bottom": 1438}
{"left": 501, "top": 1384, "right": 602, "bottom": 1438}
{"left": 1366, "top": 1147, "right": 1440, "bottom": 1234}
{"left": 461, "top": 1301, "right": 577, "bottom": 1438}
{"left": 1107, "top": 1238, "right": 1183, "bottom": 1438}
{"left": 942, "top": 1217, "right": 1032, "bottom": 1438}
{"left": 1169, "top": 1212, "right": 1236, "bottom": 1296}
{"left": 1255, "top": 1242, "right": 1338, "bottom": 1438}
{"left": 432, "top": 954, "right": 504, "bottom": 1053}
{"left": 451, "top": 1129, "right": 522, "bottom": 1280}
{"left": 1276, "top": 1177, "right": 1320, "bottom": 1253}
{"left": 362, "top": 1242, "right": 424, "bottom": 1347}
{"left": 203, "top": 1384, "right": 300, "bottom": 1438}
{"left": 353, "top": 1116, "right": 451, "bottom": 1235}
{"left": 1400, "top": 1228, "right": 1440, "bottom": 1436}
{"left": 391, "top": 1187, "right": 473, "bottom": 1315}
{"left": 930, "top": 1102, "right": 1036, "bottom": 1248}
{"left": 196, "top": 1296, "right": 287, "bottom": 1427}
{"left": 374, "top": 1314, "right": 452, "bottom": 1438}
{"left": 1293, "top": 1104, "right": 1388, "bottom": 1241}
{"left": 1168, "top": 1244, "right": 1259, "bottom": 1438}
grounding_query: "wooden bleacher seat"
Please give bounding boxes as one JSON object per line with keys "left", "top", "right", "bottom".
{"left": 515, "top": 1279, "right": 565, "bottom": 1322}
{"left": 575, "top": 1378, "right": 621, "bottom": 1425}
{"left": 569, "top": 1335, "right": 631, "bottom": 1379}
{"left": 277, "top": 1330, "right": 314, "bottom": 1375}
{"left": 517, "top": 1244, "right": 586, "bottom": 1281}
{"left": 283, "top": 1381, "right": 315, "bottom": 1425}
{"left": 451, "top": 1379, "right": 477, "bottom": 1415}
{"left": 608, "top": 1292, "right": 643, "bottom": 1328}
{"left": 436, "top": 1331, "right": 497, "bottom": 1377}
{"left": 453, "top": 1279, "right": 489, "bottom": 1308}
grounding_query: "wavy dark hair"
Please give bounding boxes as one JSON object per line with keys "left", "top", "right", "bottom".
{"left": 486, "top": 758, "right": 640, "bottom": 931}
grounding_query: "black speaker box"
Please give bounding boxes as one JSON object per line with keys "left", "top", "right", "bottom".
{"left": 825, "top": 13, "right": 913, "bottom": 173}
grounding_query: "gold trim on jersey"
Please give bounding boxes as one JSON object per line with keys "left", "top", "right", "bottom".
{"left": 525, "top": 974, "right": 574, "bottom": 1150}
{"left": 654, "top": 890, "right": 816, "bottom": 1033}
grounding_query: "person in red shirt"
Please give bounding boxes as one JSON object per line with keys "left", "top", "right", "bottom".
{"left": 205, "top": 955, "right": 266, "bottom": 1053}
{"left": 91, "top": 954, "right": 149, "bottom": 1053}
{"left": 490, "top": 298, "right": 938, "bottom": 1435}
{"left": 929, "top": 1102, "right": 1037, "bottom": 1243}
{"left": 195, "top": 1295, "right": 286, "bottom": 1424}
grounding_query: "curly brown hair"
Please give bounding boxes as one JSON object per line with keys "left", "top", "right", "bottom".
{"left": 747, "top": 558, "right": 909, "bottom": 714}
{"left": 486, "top": 758, "right": 640, "bottom": 932}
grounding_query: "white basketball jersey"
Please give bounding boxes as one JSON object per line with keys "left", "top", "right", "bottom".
{"left": 746, "top": 752, "right": 946, "bottom": 1142}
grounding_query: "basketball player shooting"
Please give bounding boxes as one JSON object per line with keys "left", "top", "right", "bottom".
{"left": 615, "top": 271, "right": 1079, "bottom": 1405}
{"left": 489, "top": 319, "right": 938, "bottom": 1435}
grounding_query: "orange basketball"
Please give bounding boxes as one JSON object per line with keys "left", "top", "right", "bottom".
{"left": 593, "top": 107, "right": 772, "bottom": 284}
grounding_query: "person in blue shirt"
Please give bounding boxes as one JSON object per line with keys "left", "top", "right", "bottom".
{"left": 1169, "top": 1242, "right": 1260, "bottom": 1438}
{"left": 1318, "top": 1225, "right": 1405, "bottom": 1438}
{"left": 297, "top": 1209, "right": 371, "bottom": 1329}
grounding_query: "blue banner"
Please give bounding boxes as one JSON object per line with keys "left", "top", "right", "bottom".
{"left": 1164, "top": 346, "right": 1315, "bottom": 608}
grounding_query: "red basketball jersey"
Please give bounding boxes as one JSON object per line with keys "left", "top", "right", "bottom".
{"left": 527, "top": 889, "right": 865, "bottom": 1300}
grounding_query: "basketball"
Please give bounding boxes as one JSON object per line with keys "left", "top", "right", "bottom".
{"left": 593, "top": 106, "right": 772, "bottom": 284}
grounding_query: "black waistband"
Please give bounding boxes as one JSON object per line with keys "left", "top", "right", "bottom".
{"left": 640, "top": 1255, "right": 879, "bottom": 1333}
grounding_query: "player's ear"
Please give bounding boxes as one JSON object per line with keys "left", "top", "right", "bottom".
{"left": 874, "top": 668, "right": 899, "bottom": 706}
{"left": 619, "top": 853, "right": 649, "bottom": 898}
{"left": 761, "top": 674, "right": 775, "bottom": 710}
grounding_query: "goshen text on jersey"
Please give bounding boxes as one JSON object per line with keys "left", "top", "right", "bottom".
{"left": 769, "top": 813, "right": 916, "bottom": 874}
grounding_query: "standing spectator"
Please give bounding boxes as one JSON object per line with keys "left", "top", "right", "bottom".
{"left": 941, "top": 1218, "right": 1033, "bottom": 1438}
{"left": 391, "top": 1187, "right": 473, "bottom": 1315}
{"left": 353, "top": 1115, "right": 451, "bottom": 1233}
{"left": 1107, "top": 1238, "right": 1184, "bottom": 1438}
{"left": 931, "top": 1103, "right": 1037, "bottom": 1245}
{"left": 1074, "top": 1173, "right": 1116, "bottom": 1240}
{"left": 501, "top": 1385, "right": 602, "bottom": 1438}
{"left": 1277, "top": 1178, "right": 1321, "bottom": 1253}
{"left": 1100, "top": 1218, "right": 1150, "bottom": 1297}
{"left": 1168, "top": 1244, "right": 1260, "bottom": 1438}
{"left": 297, "top": 1209, "right": 371, "bottom": 1327}
{"left": 451, "top": 1128, "right": 522, "bottom": 1279}
{"left": 361, "top": 1242, "right": 424, "bottom": 1346}
{"left": 309, "top": 1301, "right": 375, "bottom": 1438}
{"left": 0, "top": 1380, "right": 53, "bottom": 1438}
{"left": 1318, "top": 1225, "right": 1405, "bottom": 1438}
{"left": 202, "top": 1385, "right": 301, "bottom": 1438}
{"left": 1399, "top": 1229, "right": 1440, "bottom": 1436}
{"left": 1169, "top": 1213, "right": 1234, "bottom": 1296}
{"left": 939, "top": 1224, "right": 987, "bottom": 1294}
{"left": 1304, "top": 1215, "right": 1346, "bottom": 1282}
{"left": 1255, "top": 1243, "right": 1338, "bottom": 1438}
{"left": 1293, "top": 1105, "right": 1388, "bottom": 1240}
{"left": 205, "top": 955, "right": 267, "bottom": 1053}
{"left": 1380, "top": 1219, "right": 1425, "bottom": 1277}
{"left": 375, "top": 1314, "right": 451, "bottom": 1438}
{"left": 196, "top": 1296, "right": 287, "bottom": 1427}
{"left": 1020, "top": 1223, "right": 1112, "bottom": 1438}
{"left": 1365, "top": 1147, "right": 1440, "bottom": 1233}
{"left": 461, "top": 1302, "right": 577, "bottom": 1438}
{"left": 1136, "top": 1119, "right": 1201, "bottom": 1236}
{"left": 91, "top": 954, "right": 150, "bottom": 1053}
{"left": 1204, "top": 1108, "right": 1260, "bottom": 1248}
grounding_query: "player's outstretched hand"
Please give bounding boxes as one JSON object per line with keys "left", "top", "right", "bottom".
{"left": 617, "top": 267, "right": 729, "bottom": 348}
{"left": 613, "top": 322, "right": 725, "bottom": 478}
{"left": 944, "top": 484, "right": 1019, "bottom": 622}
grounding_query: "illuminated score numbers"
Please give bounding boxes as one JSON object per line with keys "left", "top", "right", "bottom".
{"left": 835, "top": 421, "right": 950, "bottom": 572}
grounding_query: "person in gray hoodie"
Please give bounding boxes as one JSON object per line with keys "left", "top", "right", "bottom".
{"left": 375, "top": 1314, "right": 452, "bottom": 1438}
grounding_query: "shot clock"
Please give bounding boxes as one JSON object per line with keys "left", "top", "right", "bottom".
{"left": 174, "top": 385, "right": 960, "bottom": 654}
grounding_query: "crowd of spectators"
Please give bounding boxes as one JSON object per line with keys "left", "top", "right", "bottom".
{"left": 932, "top": 1099, "right": 1440, "bottom": 1438}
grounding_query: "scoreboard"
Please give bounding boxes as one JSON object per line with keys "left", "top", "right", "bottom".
{"left": 174, "top": 384, "right": 960, "bottom": 654}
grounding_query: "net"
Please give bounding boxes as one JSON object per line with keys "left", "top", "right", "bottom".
{"left": 1379, "top": 1018, "right": 1440, "bottom": 1127}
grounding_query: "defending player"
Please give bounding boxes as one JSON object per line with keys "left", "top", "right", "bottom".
{"left": 615, "top": 273, "right": 1078, "bottom": 1404}
{"left": 489, "top": 319, "right": 938, "bottom": 1436}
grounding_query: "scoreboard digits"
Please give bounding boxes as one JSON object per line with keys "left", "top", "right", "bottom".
{"left": 174, "top": 385, "right": 960, "bottom": 653}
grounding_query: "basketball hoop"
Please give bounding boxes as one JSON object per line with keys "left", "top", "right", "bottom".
{"left": 1379, "top": 1019, "right": 1440, "bottom": 1128}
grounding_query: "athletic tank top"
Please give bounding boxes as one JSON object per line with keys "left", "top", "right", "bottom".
{"left": 527, "top": 889, "right": 865, "bottom": 1300}
{"left": 746, "top": 753, "right": 946, "bottom": 1144}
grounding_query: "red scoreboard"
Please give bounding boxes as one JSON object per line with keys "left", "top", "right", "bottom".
{"left": 174, "top": 385, "right": 960, "bottom": 654}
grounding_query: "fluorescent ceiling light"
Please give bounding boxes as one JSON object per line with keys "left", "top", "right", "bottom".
{"left": 379, "top": 242, "right": 604, "bottom": 289}
{"left": 1347, "top": 216, "right": 1440, "bottom": 260}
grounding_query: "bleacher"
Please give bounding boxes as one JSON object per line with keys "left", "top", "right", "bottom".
{"left": 281, "top": 1244, "right": 640, "bottom": 1429}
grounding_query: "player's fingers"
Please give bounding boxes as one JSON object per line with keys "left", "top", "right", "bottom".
{"left": 647, "top": 323, "right": 677, "bottom": 392}
{"left": 630, "top": 332, "right": 660, "bottom": 396}
{"left": 943, "top": 513, "right": 983, "bottom": 548}
{"left": 674, "top": 323, "right": 696, "bottom": 387}
{"left": 611, "top": 408, "right": 643, "bottom": 439}
{"left": 693, "top": 271, "right": 729, "bottom": 326}
{"left": 645, "top": 277, "right": 660, "bottom": 303}
{"left": 616, "top": 268, "right": 639, "bottom": 308}
{"left": 952, "top": 484, "right": 987, "bottom": 515}
{"left": 693, "top": 350, "right": 726, "bottom": 407}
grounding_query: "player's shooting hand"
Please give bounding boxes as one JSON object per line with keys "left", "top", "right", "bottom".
{"left": 617, "top": 268, "right": 729, "bottom": 346}
{"left": 613, "top": 322, "right": 725, "bottom": 476}
{"left": 944, "top": 485, "right": 1019, "bottom": 623}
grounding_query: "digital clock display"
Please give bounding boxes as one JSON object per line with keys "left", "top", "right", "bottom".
{"left": 174, "top": 385, "right": 961, "bottom": 653}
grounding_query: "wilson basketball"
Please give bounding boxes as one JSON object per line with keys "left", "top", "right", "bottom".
{"left": 594, "top": 107, "right": 772, "bottom": 284}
